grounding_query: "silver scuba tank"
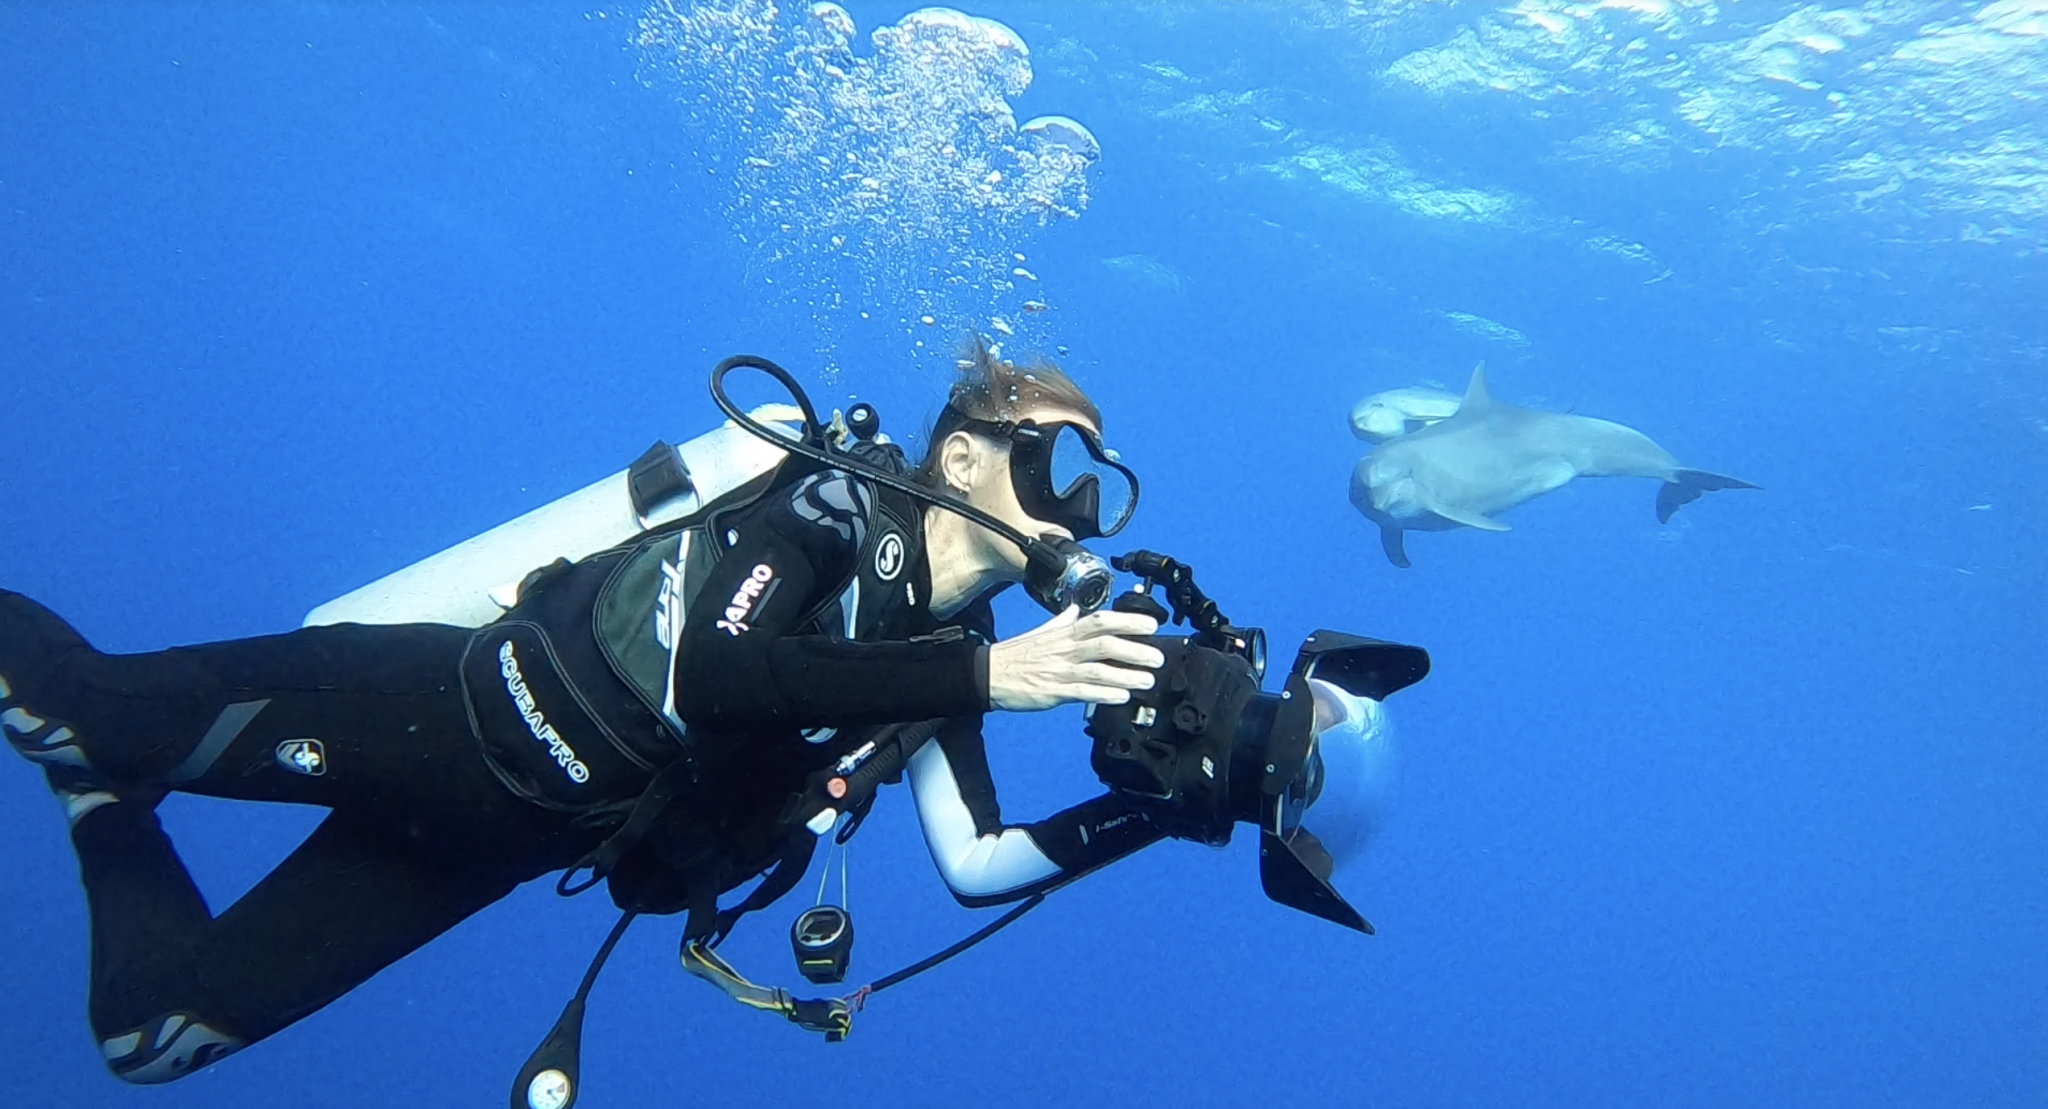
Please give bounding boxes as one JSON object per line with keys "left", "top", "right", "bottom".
{"left": 303, "top": 405, "right": 807, "bottom": 629}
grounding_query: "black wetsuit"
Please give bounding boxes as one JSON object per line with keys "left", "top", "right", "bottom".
{"left": 0, "top": 465, "right": 1160, "bottom": 1086}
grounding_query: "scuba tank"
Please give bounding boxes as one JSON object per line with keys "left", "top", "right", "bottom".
{"left": 302, "top": 405, "right": 808, "bottom": 629}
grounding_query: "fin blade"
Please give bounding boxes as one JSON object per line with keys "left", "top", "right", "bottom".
{"left": 1379, "top": 525, "right": 1412, "bottom": 569}
{"left": 1458, "top": 362, "right": 1493, "bottom": 413}
{"left": 1656, "top": 469, "right": 1761, "bottom": 524}
{"left": 1429, "top": 499, "right": 1512, "bottom": 533}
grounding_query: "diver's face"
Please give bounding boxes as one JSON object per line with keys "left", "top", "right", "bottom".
{"left": 943, "top": 406, "right": 1100, "bottom": 567}
{"left": 1005, "top": 404, "right": 1103, "bottom": 542}
{"left": 970, "top": 437, "right": 1065, "bottom": 550}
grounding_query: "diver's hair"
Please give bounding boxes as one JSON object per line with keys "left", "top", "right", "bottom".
{"left": 912, "top": 335, "right": 1101, "bottom": 490}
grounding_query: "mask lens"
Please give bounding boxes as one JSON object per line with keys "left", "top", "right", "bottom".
{"left": 1048, "top": 425, "right": 1136, "bottom": 536}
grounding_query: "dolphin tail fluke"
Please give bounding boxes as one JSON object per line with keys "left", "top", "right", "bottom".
{"left": 1378, "top": 525, "right": 1412, "bottom": 569}
{"left": 1656, "top": 469, "right": 1761, "bottom": 524}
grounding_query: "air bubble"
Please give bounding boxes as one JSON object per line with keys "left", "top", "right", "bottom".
{"left": 1019, "top": 116, "right": 1100, "bottom": 163}
{"left": 636, "top": 2, "right": 1099, "bottom": 362}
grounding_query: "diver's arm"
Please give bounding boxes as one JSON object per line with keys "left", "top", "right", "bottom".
{"left": 669, "top": 471, "right": 987, "bottom": 732}
{"left": 909, "top": 716, "right": 1164, "bottom": 908}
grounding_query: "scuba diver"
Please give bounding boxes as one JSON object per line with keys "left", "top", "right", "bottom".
{"left": 2, "top": 339, "right": 1429, "bottom": 1105}
{"left": 0, "top": 338, "right": 1161, "bottom": 1084}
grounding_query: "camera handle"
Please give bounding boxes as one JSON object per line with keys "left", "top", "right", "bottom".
{"left": 1111, "top": 550, "right": 1225, "bottom": 640}
{"left": 1112, "top": 551, "right": 1267, "bottom": 675}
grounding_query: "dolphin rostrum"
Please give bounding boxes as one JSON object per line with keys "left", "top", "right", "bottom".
{"left": 1350, "top": 386, "right": 1463, "bottom": 443}
{"left": 1349, "top": 365, "right": 1759, "bottom": 568}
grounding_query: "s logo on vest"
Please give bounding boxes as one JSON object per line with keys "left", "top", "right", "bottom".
{"left": 275, "top": 739, "right": 328, "bottom": 777}
{"left": 718, "top": 563, "right": 779, "bottom": 636}
{"left": 874, "top": 532, "right": 906, "bottom": 582}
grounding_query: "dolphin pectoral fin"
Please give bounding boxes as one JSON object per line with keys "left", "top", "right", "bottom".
{"left": 1655, "top": 469, "right": 1762, "bottom": 524}
{"left": 1528, "top": 457, "right": 1578, "bottom": 496}
{"left": 1378, "top": 525, "right": 1412, "bottom": 569}
{"left": 1428, "top": 501, "right": 1512, "bottom": 533}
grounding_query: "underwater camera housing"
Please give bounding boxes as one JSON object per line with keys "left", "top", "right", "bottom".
{"left": 1084, "top": 551, "right": 1429, "bottom": 933}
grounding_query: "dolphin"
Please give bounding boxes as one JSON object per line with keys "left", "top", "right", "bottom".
{"left": 1350, "top": 386, "right": 1463, "bottom": 443}
{"left": 1349, "top": 366, "right": 1759, "bottom": 568}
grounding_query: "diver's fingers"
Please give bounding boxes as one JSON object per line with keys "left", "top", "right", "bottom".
{"left": 1063, "top": 682, "right": 1136, "bottom": 706}
{"left": 1074, "top": 661, "right": 1155, "bottom": 693}
{"left": 1091, "top": 635, "right": 1167, "bottom": 671}
{"left": 1074, "top": 610, "right": 1160, "bottom": 640}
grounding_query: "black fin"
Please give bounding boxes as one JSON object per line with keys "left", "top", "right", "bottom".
{"left": 1379, "top": 526, "right": 1411, "bottom": 569}
{"left": 1656, "top": 470, "right": 1761, "bottom": 524}
{"left": 0, "top": 590, "right": 94, "bottom": 691}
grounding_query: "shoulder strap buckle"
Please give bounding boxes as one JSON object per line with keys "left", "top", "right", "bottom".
{"left": 628, "top": 441, "right": 695, "bottom": 524}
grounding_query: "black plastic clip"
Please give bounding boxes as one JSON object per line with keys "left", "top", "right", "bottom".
{"left": 786, "top": 997, "right": 853, "bottom": 1042}
{"left": 627, "top": 441, "right": 694, "bottom": 521}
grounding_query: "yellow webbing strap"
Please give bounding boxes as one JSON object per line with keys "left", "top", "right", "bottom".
{"left": 680, "top": 940, "right": 853, "bottom": 1040}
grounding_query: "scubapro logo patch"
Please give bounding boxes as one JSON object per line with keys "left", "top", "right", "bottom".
{"left": 874, "top": 532, "right": 905, "bottom": 582}
{"left": 718, "top": 563, "right": 778, "bottom": 636}
{"left": 276, "top": 739, "right": 328, "bottom": 777}
{"left": 498, "top": 640, "right": 592, "bottom": 785}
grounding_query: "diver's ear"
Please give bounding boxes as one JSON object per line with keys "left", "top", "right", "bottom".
{"left": 938, "top": 429, "right": 981, "bottom": 495}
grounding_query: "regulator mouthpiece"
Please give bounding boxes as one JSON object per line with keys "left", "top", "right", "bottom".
{"left": 1025, "top": 537, "right": 1114, "bottom": 614}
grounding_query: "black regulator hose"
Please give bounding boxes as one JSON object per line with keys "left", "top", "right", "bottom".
{"left": 509, "top": 910, "right": 638, "bottom": 1109}
{"left": 709, "top": 354, "right": 1091, "bottom": 606}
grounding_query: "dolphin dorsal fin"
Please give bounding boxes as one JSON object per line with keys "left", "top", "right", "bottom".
{"left": 1459, "top": 362, "right": 1495, "bottom": 414}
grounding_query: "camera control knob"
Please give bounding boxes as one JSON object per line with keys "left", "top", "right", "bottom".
{"left": 845, "top": 403, "right": 880, "bottom": 441}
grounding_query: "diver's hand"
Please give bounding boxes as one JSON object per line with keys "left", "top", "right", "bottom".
{"left": 986, "top": 605, "right": 1165, "bottom": 713}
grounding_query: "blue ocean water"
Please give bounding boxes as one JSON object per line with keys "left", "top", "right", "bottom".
{"left": 2, "top": 2, "right": 2043, "bottom": 1106}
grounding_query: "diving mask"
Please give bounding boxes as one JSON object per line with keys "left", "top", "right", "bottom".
{"left": 946, "top": 410, "right": 1139, "bottom": 541}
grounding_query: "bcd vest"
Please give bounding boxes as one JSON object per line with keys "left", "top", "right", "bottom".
{"left": 460, "top": 460, "right": 933, "bottom": 823}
